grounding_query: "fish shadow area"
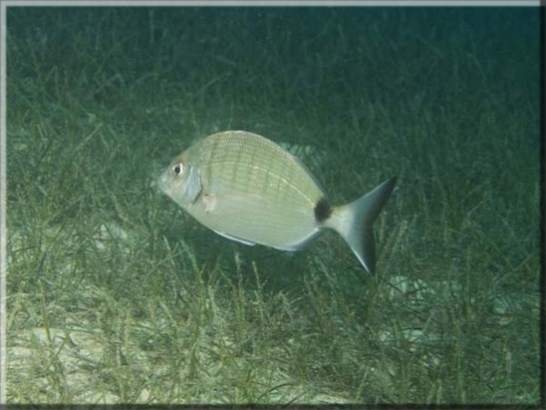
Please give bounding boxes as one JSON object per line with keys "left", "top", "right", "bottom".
{"left": 161, "top": 222, "right": 377, "bottom": 304}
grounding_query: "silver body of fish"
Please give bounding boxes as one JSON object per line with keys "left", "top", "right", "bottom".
{"left": 158, "top": 130, "right": 396, "bottom": 274}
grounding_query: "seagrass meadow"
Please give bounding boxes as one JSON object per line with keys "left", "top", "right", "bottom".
{"left": 4, "top": 6, "right": 541, "bottom": 405}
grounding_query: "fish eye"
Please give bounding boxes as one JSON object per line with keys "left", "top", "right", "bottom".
{"left": 172, "top": 163, "right": 183, "bottom": 175}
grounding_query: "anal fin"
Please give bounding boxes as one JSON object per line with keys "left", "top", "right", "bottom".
{"left": 213, "top": 230, "right": 257, "bottom": 246}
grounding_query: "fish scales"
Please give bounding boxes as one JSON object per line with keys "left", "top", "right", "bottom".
{"left": 177, "top": 132, "right": 325, "bottom": 248}
{"left": 199, "top": 132, "right": 323, "bottom": 207}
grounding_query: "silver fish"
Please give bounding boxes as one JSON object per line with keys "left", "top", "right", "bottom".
{"left": 158, "top": 130, "right": 396, "bottom": 273}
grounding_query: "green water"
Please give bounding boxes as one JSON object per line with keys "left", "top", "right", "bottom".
{"left": 5, "top": 6, "right": 540, "bottom": 404}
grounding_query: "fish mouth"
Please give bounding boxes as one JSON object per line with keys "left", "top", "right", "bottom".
{"left": 157, "top": 171, "right": 171, "bottom": 195}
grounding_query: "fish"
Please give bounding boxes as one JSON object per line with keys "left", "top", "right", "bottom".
{"left": 158, "top": 130, "right": 396, "bottom": 274}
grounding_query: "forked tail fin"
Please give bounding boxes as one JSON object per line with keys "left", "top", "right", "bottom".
{"left": 326, "top": 177, "right": 396, "bottom": 274}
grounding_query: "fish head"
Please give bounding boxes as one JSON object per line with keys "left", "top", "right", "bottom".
{"left": 158, "top": 150, "right": 203, "bottom": 207}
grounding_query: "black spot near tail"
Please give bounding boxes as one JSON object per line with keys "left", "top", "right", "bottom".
{"left": 314, "top": 197, "right": 332, "bottom": 223}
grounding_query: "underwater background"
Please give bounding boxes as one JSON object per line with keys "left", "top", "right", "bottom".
{"left": 5, "top": 6, "right": 540, "bottom": 404}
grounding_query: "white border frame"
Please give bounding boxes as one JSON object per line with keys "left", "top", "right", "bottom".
{"left": 0, "top": 0, "right": 540, "bottom": 404}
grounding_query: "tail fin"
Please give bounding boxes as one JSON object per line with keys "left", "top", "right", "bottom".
{"left": 326, "top": 177, "right": 396, "bottom": 274}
